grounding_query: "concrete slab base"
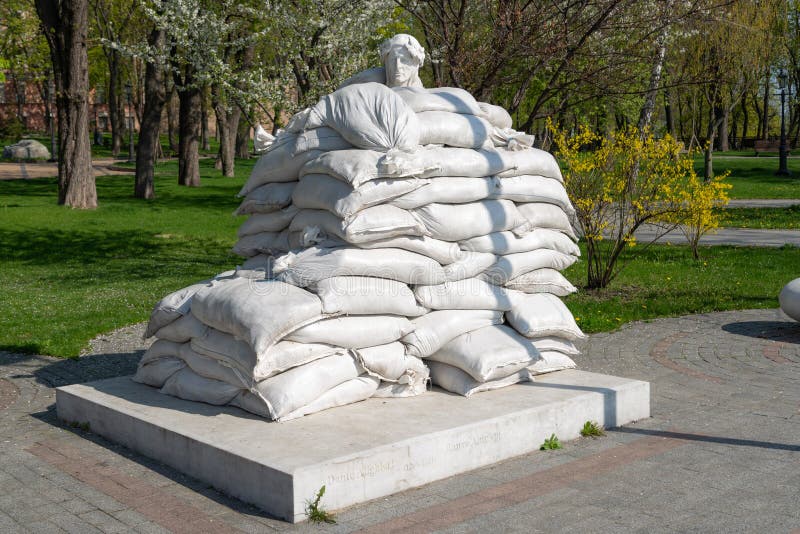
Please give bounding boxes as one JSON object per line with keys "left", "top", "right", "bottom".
{"left": 55, "top": 369, "right": 649, "bottom": 523}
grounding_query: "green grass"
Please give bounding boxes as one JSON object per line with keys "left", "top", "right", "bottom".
{"left": 717, "top": 206, "right": 800, "bottom": 229}
{"left": 563, "top": 242, "right": 800, "bottom": 334}
{"left": 540, "top": 433, "right": 562, "bottom": 450}
{"left": 580, "top": 421, "right": 605, "bottom": 438}
{"left": 696, "top": 155, "right": 800, "bottom": 199}
{"left": 0, "top": 158, "right": 251, "bottom": 357}
{"left": 1, "top": 151, "right": 798, "bottom": 358}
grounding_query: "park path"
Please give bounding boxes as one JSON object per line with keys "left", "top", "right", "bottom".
{"left": 0, "top": 158, "right": 133, "bottom": 180}
{"left": 0, "top": 308, "right": 797, "bottom": 532}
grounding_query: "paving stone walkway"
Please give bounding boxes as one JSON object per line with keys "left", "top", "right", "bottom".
{"left": 0, "top": 308, "right": 798, "bottom": 533}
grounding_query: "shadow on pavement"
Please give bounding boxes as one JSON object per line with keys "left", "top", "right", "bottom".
{"left": 611, "top": 427, "right": 800, "bottom": 452}
{"left": 721, "top": 320, "right": 800, "bottom": 344}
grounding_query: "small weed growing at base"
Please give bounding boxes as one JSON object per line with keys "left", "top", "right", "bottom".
{"left": 540, "top": 433, "right": 562, "bottom": 450}
{"left": 306, "top": 485, "right": 336, "bottom": 524}
{"left": 580, "top": 421, "right": 605, "bottom": 438}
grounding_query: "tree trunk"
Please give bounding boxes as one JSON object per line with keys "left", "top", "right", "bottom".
{"left": 704, "top": 105, "right": 716, "bottom": 180}
{"left": 35, "top": 0, "right": 96, "bottom": 209}
{"left": 236, "top": 113, "right": 250, "bottom": 159}
{"left": 637, "top": 4, "right": 671, "bottom": 132}
{"left": 212, "top": 84, "right": 239, "bottom": 177}
{"left": 176, "top": 67, "right": 201, "bottom": 187}
{"left": 715, "top": 105, "right": 728, "bottom": 151}
{"left": 741, "top": 93, "right": 750, "bottom": 148}
{"left": 761, "top": 68, "right": 770, "bottom": 140}
{"left": 107, "top": 48, "right": 123, "bottom": 156}
{"left": 166, "top": 80, "right": 178, "bottom": 154}
{"left": 201, "top": 88, "right": 210, "bottom": 152}
{"left": 134, "top": 27, "right": 166, "bottom": 199}
{"left": 664, "top": 87, "right": 675, "bottom": 138}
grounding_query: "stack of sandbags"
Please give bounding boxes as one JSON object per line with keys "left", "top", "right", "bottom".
{"left": 135, "top": 73, "right": 585, "bottom": 419}
{"left": 134, "top": 273, "right": 428, "bottom": 421}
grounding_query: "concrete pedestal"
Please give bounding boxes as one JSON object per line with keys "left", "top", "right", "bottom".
{"left": 56, "top": 370, "right": 649, "bottom": 522}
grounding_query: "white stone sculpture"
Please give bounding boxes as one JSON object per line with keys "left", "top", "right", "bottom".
{"left": 379, "top": 33, "right": 425, "bottom": 88}
{"left": 779, "top": 278, "right": 800, "bottom": 322}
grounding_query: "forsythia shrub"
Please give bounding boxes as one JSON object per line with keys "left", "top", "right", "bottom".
{"left": 666, "top": 172, "right": 731, "bottom": 259}
{"left": 548, "top": 120, "right": 729, "bottom": 288}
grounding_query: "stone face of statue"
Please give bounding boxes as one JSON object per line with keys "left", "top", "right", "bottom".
{"left": 380, "top": 34, "right": 425, "bottom": 88}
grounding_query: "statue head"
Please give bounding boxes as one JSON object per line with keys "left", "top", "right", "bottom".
{"left": 379, "top": 34, "right": 425, "bottom": 88}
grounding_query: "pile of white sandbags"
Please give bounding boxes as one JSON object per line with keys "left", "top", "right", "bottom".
{"left": 134, "top": 34, "right": 585, "bottom": 419}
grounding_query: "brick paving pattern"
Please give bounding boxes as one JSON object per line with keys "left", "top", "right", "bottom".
{"left": 0, "top": 308, "right": 798, "bottom": 532}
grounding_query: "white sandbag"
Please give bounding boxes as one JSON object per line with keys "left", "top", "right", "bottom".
{"left": 356, "top": 342, "right": 428, "bottom": 385}
{"left": 417, "top": 111, "right": 492, "bottom": 148}
{"left": 301, "top": 149, "right": 387, "bottom": 188}
{"left": 530, "top": 336, "right": 580, "bottom": 355}
{"left": 506, "top": 293, "right": 586, "bottom": 341}
{"left": 236, "top": 206, "right": 300, "bottom": 237}
{"left": 132, "top": 357, "right": 185, "bottom": 388}
{"left": 191, "top": 327, "right": 344, "bottom": 381}
{"left": 412, "top": 200, "right": 530, "bottom": 242}
{"left": 528, "top": 351, "right": 577, "bottom": 375}
{"left": 145, "top": 279, "right": 217, "bottom": 338}
{"left": 427, "top": 324, "right": 540, "bottom": 382}
{"left": 389, "top": 177, "right": 497, "bottom": 209}
{"left": 178, "top": 343, "right": 250, "bottom": 388}
{"left": 379, "top": 146, "right": 508, "bottom": 178}
{"left": 289, "top": 206, "right": 427, "bottom": 244}
{"left": 271, "top": 127, "right": 353, "bottom": 155}
{"left": 490, "top": 175, "right": 574, "bottom": 214}
{"left": 240, "top": 254, "right": 275, "bottom": 273}
{"left": 414, "top": 278, "right": 518, "bottom": 311}
{"left": 402, "top": 309, "right": 504, "bottom": 358}
{"left": 493, "top": 146, "right": 563, "bottom": 182}
{"left": 394, "top": 86, "right": 483, "bottom": 115}
{"left": 312, "top": 277, "right": 428, "bottom": 316}
{"left": 160, "top": 367, "right": 241, "bottom": 406}
{"left": 460, "top": 228, "right": 580, "bottom": 256}
{"left": 355, "top": 235, "right": 462, "bottom": 265}
{"left": 303, "top": 83, "right": 420, "bottom": 151}
{"left": 428, "top": 361, "right": 529, "bottom": 397}
{"left": 279, "top": 376, "right": 380, "bottom": 421}
{"left": 138, "top": 339, "right": 183, "bottom": 366}
{"left": 516, "top": 202, "right": 578, "bottom": 239}
{"left": 274, "top": 246, "right": 447, "bottom": 287}
{"left": 337, "top": 66, "right": 386, "bottom": 89}
{"left": 232, "top": 231, "right": 291, "bottom": 257}
{"left": 373, "top": 380, "right": 427, "bottom": 398}
{"left": 153, "top": 313, "right": 208, "bottom": 343}
{"left": 443, "top": 251, "right": 496, "bottom": 282}
{"left": 248, "top": 353, "right": 364, "bottom": 420}
{"left": 234, "top": 182, "right": 297, "bottom": 216}
{"left": 490, "top": 128, "right": 535, "bottom": 150}
{"left": 285, "top": 315, "right": 414, "bottom": 348}
{"left": 191, "top": 277, "right": 328, "bottom": 357}
{"left": 479, "top": 249, "right": 578, "bottom": 285}
{"left": 239, "top": 148, "right": 323, "bottom": 196}
{"left": 504, "top": 268, "right": 578, "bottom": 296}
{"left": 478, "top": 102, "right": 513, "bottom": 129}
{"left": 293, "top": 174, "right": 426, "bottom": 219}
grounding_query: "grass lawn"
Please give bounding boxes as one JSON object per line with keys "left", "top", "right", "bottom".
{"left": 700, "top": 155, "right": 800, "bottom": 199}
{"left": 1, "top": 155, "right": 798, "bottom": 358}
{"left": 718, "top": 206, "right": 800, "bottom": 229}
{"left": 0, "top": 158, "right": 251, "bottom": 357}
{"left": 563, "top": 243, "right": 800, "bottom": 334}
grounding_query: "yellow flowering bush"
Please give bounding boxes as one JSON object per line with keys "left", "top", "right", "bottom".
{"left": 549, "top": 120, "right": 729, "bottom": 288}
